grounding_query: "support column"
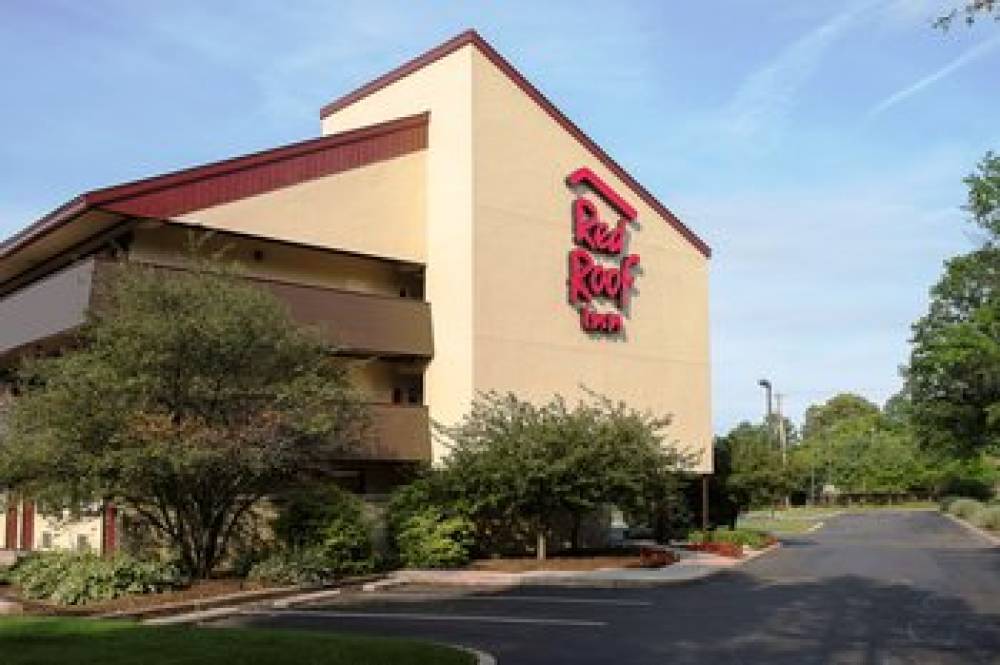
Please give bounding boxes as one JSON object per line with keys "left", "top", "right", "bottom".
{"left": 102, "top": 501, "right": 118, "bottom": 557}
{"left": 20, "top": 500, "right": 34, "bottom": 551}
{"left": 4, "top": 497, "right": 17, "bottom": 550}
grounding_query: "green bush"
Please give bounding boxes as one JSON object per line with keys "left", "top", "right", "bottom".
{"left": 246, "top": 548, "right": 333, "bottom": 587}
{"left": 265, "top": 483, "right": 377, "bottom": 580}
{"left": 274, "top": 484, "right": 363, "bottom": 550}
{"left": 386, "top": 472, "right": 476, "bottom": 563}
{"left": 8, "top": 552, "right": 184, "bottom": 605}
{"left": 318, "top": 513, "right": 376, "bottom": 576}
{"left": 948, "top": 498, "right": 985, "bottom": 520}
{"left": 687, "top": 528, "right": 772, "bottom": 549}
{"left": 397, "top": 508, "right": 474, "bottom": 569}
{"left": 970, "top": 505, "right": 1000, "bottom": 531}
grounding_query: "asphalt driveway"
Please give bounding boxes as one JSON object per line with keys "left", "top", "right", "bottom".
{"left": 217, "top": 511, "right": 1000, "bottom": 664}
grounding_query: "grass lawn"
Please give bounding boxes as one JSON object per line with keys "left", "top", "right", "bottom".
{"left": 0, "top": 616, "right": 475, "bottom": 665}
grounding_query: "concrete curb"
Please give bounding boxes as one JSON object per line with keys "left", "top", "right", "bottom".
{"left": 390, "top": 543, "right": 784, "bottom": 590}
{"left": 942, "top": 511, "right": 1000, "bottom": 547}
{"left": 95, "top": 573, "right": 387, "bottom": 623}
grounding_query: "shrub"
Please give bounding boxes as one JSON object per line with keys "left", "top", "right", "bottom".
{"left": 970, "top": 505, "right": 1000, "bottom": 531}
{"left": 8, "top": 552, "right": 184, "bottom": 605}
{"left": 318, "top": 513, "right": 377, "bottom": 576}
{"left": 386, "top": 473, "right": 476, "bottom": 562}
{"left": 271, "top": 483, "right": 377, "bottom": 576}
{"left": 246, "top": 548, "right": 333, "bottom": 587}
{"left": 274, "top": 484, "right": 362, "bottom": 550}
{"left": 397, "top": 509, "right": 474, "bottom": 569}
{"left": 948, "top": 498, "right": 985, "bottom": 520}
{"left": 688, "top": 528, "right": 773, "bottom": 549}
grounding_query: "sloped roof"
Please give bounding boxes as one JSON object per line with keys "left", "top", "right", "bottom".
{"left": 0, "top": 112, "right": 429, "bottom": 261}
{"left": 321, "top": 30, "right": 711, "bottom": 258}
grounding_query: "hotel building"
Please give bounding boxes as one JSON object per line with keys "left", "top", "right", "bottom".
{"left": 0, "top": 31, "right": 711, "bottom": 554}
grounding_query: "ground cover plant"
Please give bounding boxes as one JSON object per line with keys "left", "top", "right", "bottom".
{"left": 4, "top": 552, "right": 185, "bottom": 605}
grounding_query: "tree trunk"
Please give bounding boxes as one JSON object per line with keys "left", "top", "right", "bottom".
{"left": 570, "top": 513, "right": 582, "bottom": 551}
{"left": 536, "top": 530, "right": 547, "bottom": 561}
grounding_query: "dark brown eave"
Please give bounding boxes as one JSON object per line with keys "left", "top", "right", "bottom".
{"left": 0, "top": 112, "right": 430, "bottom": 263}
{"left": 320, "top": 30, "right": 711, "bottom": 258}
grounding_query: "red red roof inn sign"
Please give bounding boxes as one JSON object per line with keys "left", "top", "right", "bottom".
{"left": 566, "top": 167, "right": 641, "bottom": 335}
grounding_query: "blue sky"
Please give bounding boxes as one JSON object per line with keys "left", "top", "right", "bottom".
{"left": 1, "top": 1, "right": 997, "bottom": 433}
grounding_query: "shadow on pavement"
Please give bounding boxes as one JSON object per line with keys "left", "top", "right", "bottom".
{"left": 225, "top": 568, "right": 1000, "bottom": 665}
{"left": 634, "top": 571, "right": 999, "bottom": 665}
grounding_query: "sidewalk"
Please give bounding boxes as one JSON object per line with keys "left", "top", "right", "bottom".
{"left": 393, "top": 544, "right": 780, "bottom": 589}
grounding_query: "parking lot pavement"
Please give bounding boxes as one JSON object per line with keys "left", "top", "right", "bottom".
{"left": 215, "top": 511, "right": 1000, "bottom": 665}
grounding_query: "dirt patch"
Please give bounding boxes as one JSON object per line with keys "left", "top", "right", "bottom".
{"left": 7, "top": 578, "right": 271, "bottom": 616}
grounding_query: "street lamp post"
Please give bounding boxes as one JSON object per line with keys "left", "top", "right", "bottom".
{"left": 758, "top": 379, "right": 773, "bottom": 435}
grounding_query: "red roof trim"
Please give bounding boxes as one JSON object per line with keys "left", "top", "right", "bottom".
{"left": 1, "top": 113, "right": 429, "bottom": 259}
{"left": 320, "top": 30, "right": 711, "bottom": 258}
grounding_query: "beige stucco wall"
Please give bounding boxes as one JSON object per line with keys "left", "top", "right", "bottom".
{"left": 174, "top": 151, "right": 426, "bottom": 264}
{"left": 469, "top": 50, "right": 712, "bottom": 472}
{"left": 0, "top": 499, "right": 101, "bottom": 552}
{"left": 320, "top": 44, "right": 710, "bottom": 470}
{"left": 129, "top": 225, "right": 414, "bottom": 299}
{"left": 34, "top": 508, "right": 102, "bottom": 552}
{"left": 322, "top": 46, "right": 476, "bottom": 447}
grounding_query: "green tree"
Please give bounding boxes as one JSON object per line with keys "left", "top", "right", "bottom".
{"left": 717, "top": 422, "right": 792, "bottom": 512}
{"left": 436, "top": 392, "right": 692, "bottom": 559}
{"left": 802, "top": 393, "right": 880, "bottom": 441}
{"left": 907, "top": 153, "right": 1000, "bottom": 457}
{"left": 0, "top": 261, "right": 364, "bottom": 577}
{"left": 793, "top": 390, "right": 941, "bottom": 501}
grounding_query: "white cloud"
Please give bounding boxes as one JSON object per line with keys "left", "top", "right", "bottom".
{"left": 721, "top": 4, "right": 865, "bottom": 143}
{"left": 868, "top": 33, "right": 1000, "bottom": 117}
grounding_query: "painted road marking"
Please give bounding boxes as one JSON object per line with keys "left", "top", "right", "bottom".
{"left": 243, "top": 609, "right": 607, "bottom": 627}
{"left": 359, "top": 593, "right": 652, "bottom": 607}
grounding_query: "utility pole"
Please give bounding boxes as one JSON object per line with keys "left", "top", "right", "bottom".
{"left": 775, "top": 393, "right": 787, "bottom": 465}
{"left": 758, "top": 379, "right": 773, "bottom": 440}
{"left": 810, "top": 458, "right": 816, "bottom": 506}
{"left": 776, "top": 392, "right": 790, "bottom": 509}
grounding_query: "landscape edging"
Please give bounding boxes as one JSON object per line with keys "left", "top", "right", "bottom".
{"left": 391, "top": 542, "right": 784, "bottom": 589}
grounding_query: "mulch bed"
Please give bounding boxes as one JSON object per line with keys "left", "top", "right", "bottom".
{"left": 467, "top": 547, "right": 678, "bottom": 573}
{"left": 0, "top": 578, "right": 270, "bottom": 616}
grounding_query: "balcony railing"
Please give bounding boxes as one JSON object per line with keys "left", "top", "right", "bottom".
{"left": 0, "top": 259, "right": 97, "bottom": 358}
{"left": 352, "top": 403, "right": 431, "bottom": 462}
{"left": 0, "top": 257, "right": 433, "bottom": 361}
